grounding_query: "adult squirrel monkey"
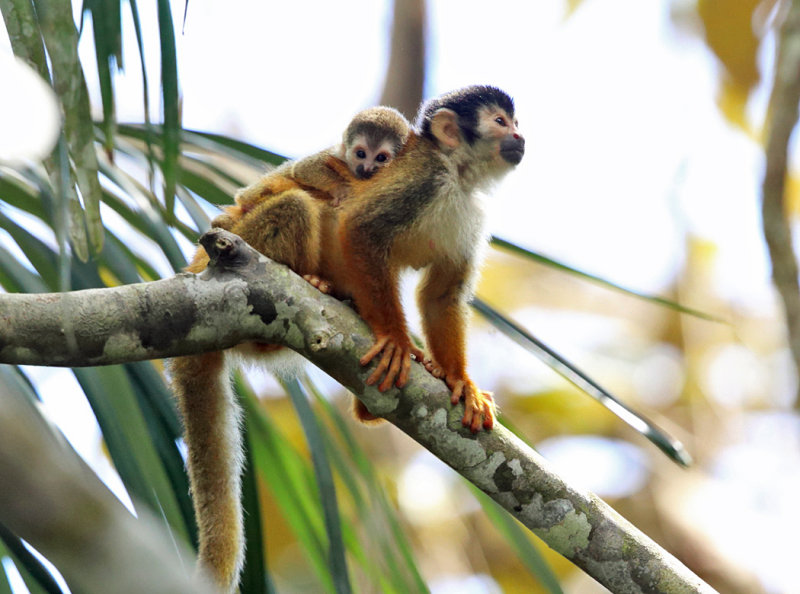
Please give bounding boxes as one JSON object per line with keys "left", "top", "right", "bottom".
{"left": 170, "top": 85, "right": 524, "bottom": 592}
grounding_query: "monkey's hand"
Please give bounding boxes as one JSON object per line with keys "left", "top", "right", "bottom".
{"left": 329, "top": 186, "right": 349, "bottom": 207}
{"left": 448, "top": 377, "right": 495, "bottom": 433}
{"left": 361, "top": 335, "right": 427, "bottom": 392}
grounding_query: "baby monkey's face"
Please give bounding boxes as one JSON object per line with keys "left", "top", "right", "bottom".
{"left": 345, "top": 134, "right": 397, "bottom": 179}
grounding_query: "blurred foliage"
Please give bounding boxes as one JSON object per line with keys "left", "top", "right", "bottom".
{"left": 0, "top": 1, "right": 563, "bottom": 592}
{"left": 0, "top": 0, "right": 793, "bottom": 592}
{"left": 697, "top": 0, "right": 765, "bottom": 129}
{"left": 672, "top": 0, "right": 777, "bottom": 134}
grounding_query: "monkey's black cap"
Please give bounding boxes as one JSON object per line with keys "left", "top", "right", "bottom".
{"left": 417, "top": 85, "right": 515, "bottom": 145}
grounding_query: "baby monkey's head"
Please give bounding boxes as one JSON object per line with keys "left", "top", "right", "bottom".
{"left": 341, "top": 106, "right": 410, "bottom": 179}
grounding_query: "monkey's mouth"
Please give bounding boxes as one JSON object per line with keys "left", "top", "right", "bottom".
{"left": 355, "top": 166, "right": 376, "bottom": 180}
{"left": 500, "top": 147, "right": 524, "bottom": 165}
{"left": 499, "top": 137, "right": 525, "bottom": 165}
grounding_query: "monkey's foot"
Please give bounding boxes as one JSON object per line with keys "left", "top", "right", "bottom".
{"left": 303, "top": 274, "right": 334, "bottom": 294}
{"left": 449, "top": 378, "right": 495, "bottom": 433}
{"left": 361, "top": 335, "right": 426, "bottom": 391}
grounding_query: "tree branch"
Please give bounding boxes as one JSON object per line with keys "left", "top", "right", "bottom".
{"left": 0, "top": 229, "right": 714, "bottom": 593}
{"left": 762, "top": 0, "right": 800, "bottom": 409}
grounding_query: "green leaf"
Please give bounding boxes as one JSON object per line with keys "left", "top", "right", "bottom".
{"left": 122, "top": 362, "right": 197, "bottom": 546}
{"left": 178, "top": 161, "right": 237, "bottom": 207}
{"left": 0, "top": 366, "right": 41, "bottom": 405}
{"left": 83, "top": 0, "right": 122, "bottom": 159}
{"left": 239, "top": 417, "right": 275, "bottom": 594}
{"left": 490, "top": 236, "right": 723, "bottom": 322}
{"left": 126, "top": 0, "right": 156, "bottom": 184}
{"left": 471, "top": 297, "right": 692, "bottom": 467}
{"left": 156, "top": 0, "right": 180, "bottom": 218}
{"left": 98, "top": 161, "right": 187, "bottom": 272}
{"left": 0, "top": 171, "right": 48, "bottom": 220}
{"left": 283, "top": 379, "right": 352, "bottom": 594}
{"left": 0, "top": 542, "right": 13, "bottom": 594}
{"left": 98, "top": 231, "right": 154, "bottom": 285}
{"left": 0, "top": 244, "right": 48, "bottom": 293}
{"left": 238, "top": 378, "right": 334, "bottom": 592}
{"left": 303, "top": 377, "right": 427, "bottom": 593}
{"left": 0, "top": 209, "right": 59, "bottom": 288}
{"left": 0, "top": 0, "right": 50, "bottom": 82}
{"left": 116, "top": 124, "right": 288, "bottom": 169}
{"left": 57, "top": 135, "right": 89, "bottom": 267}
{"left": 33, "top": 0, "right": 104, "bottom": 256}
{"left": 72, "top": 366, "right": 191, "bottom": 542}
{"left": 0, "top": 523, "right": 64, "bottom": 594}
{"left": 184, "top": 129, "right": 287, "bottom": 167}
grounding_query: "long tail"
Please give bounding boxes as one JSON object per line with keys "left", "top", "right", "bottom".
{"left": 169, "top": 351, "right": 245, "bottom": 593}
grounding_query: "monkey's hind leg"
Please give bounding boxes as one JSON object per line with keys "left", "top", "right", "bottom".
{"left": 169, "top": 351, "right": 245, "bottom": 593}
{"left": 233, "top": 189, "right": 322, "bottom": 277}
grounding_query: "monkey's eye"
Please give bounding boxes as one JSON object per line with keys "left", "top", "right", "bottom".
{"left": 494, "top": 116, "right": 507, "bottom": 127}
{"left": 376, "top": 153, "right": 388, "bottom": 163}
{"left": 356, "top": 149, "right": 367, "bottom": 159}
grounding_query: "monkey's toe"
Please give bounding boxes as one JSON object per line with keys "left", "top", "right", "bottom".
{"left": 457, "top": 383, "right": 495, "bottom": 433}
{"left": 303, "top": 274, "right": 334, "bottom": 294}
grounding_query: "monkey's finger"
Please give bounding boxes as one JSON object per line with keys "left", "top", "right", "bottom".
{"left": 424, "top": 359, "right": 445, "bottom": 378}
{"left": 382, "top": 350, "right": 406, "bottom": 391}
{"left": 410, "top": 346, "right": 427, "bottom": 363}
{"left": 396, "top": 351, "right": 412, "bottom": 388}
{"left": 462, "top": 395, "right": 481, "bottom": 433}
{"left": 361, "top": 336, "right": 390, "bottom": 366}
{"left": 449, "top": 380, "right": 465, "bottom": 405}
{"left": 370, "top": 342, "right": 396, "bottom": 389}
{"left": 482, "top": 393, "right": 495, "bottom": 430}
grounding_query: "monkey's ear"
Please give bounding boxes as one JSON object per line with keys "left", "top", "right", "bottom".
{"left": 429, "top": 108, "right": 461, "bottom": 150}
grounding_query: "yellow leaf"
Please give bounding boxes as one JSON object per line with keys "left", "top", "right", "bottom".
{"left": 564, "top": 0, "right": 587, "bottom": 18}
{"left": 786, "top": 172, "right": 800, "bottom": 215}
{"left": 697, "top": 0, "right": 764, "bottom": 127}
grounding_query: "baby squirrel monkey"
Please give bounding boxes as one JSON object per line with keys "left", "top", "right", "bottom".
{"left": 170, "top": 86, "right": 524, "bottom": 592}
{"left": 213, "top": 105, "right": 410, "bottom": 234}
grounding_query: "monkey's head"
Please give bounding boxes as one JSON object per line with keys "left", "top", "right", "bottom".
{"left": 343, "top": 106, "right": 411, "bottom": 179}
{"left": 418, "top": 85, "right": 525, "bottom": 178}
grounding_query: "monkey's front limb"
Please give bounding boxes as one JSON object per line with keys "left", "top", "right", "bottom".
{"left": 417, "top": 262, "right": 496, "bottom": 432}
{"left": 340, "top": 239, "right": 427, "bottom": 391}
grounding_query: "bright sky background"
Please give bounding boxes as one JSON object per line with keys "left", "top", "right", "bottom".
{"left": 88, "top": 0, "right": 777, "bottom": 305}
{"left": 2, "top": 0, "right": 798, "bottom": 592}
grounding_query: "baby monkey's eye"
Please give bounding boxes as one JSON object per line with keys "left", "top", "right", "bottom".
{"left": 356, "top": 149, "right": 367, "bottom": 159}
{"left": 494, "top": 116, "right": 507, "bottom": 127}
{"left": 376, "top": 153, "right": 388, "bottom": 163}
